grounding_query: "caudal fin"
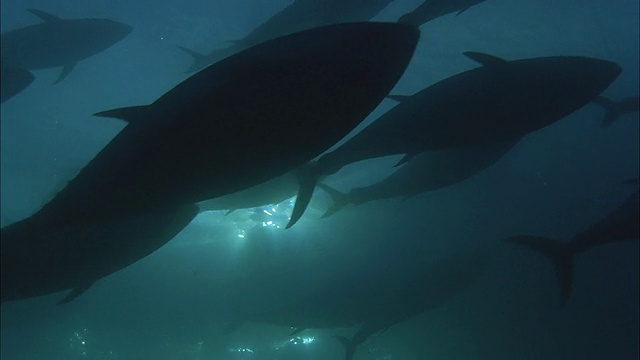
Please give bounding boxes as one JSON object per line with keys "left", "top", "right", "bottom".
{"left": 333, "top": 335, "right": 358, "bottom": 360}
{"left": 317, "top": 183, "right": 351, "bottom": 218}
{"left": 285, "top": 164, "right": 323, "bottom": 229}
{"left": 592, "top": 96, "right": 622, "bottom": 127}
{"left": 506, "top": 235, "right": 575, "bottom": 306}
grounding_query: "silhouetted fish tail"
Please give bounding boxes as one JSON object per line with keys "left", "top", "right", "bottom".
{"left": 506, "top": 235, "right": 575, "bottom": 307}
{"left": 592, "top": 96, "right": 622, "bottom": 127}
{"left": 317, "top": 183, "right": 351, "bottom": 218}
{"left": 333, "top": 335, "right": 358, "bottom": 360}
{"left": 285, "top": 163, "right": 323, "bottom": 229}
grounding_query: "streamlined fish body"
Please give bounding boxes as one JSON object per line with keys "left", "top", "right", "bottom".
{"left": 1, "top": 9, "right": 132, "bottom": 83}
{"left": 1, "top": 22, "right": 418, "bottom": 303}
{"left": 399, "top": 0, "right": 487, "bottom": 27}
{"left": 235, "top": 251, "right": 487, "bottom": 360}
{"left": 319, "top": 139, "right": 518, "bottom": 218}
{"left": 179, "top": 0, "right": 395, "bottom": 72}
{"left": 507, "top": 189, "right": 639, "bottom": 306}
{"left": 287, "top": 52, "right": 621, "bottom": 227}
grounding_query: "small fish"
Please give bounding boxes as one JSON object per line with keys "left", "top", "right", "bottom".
{"left": 507, "top": 188, "right": 639, "bottom": 306}
{"left": 178, "top": 0, "right": 395, "bottom": 72}
{"left": 398, "top": 0, "right": 487, "bottom": 27}
{"left": 592, "top": 95, "right": 639, "bottom": 127}
{"left": 1, "top": 9, "right": 132, "bottom": 83}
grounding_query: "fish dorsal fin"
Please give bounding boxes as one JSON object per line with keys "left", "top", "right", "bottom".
{"left": 94, "top": 105, "right": 150, "bottom": 124}
{"left": 463, "top": 51, "right": 508, "bottom": 66}
{"left": 58, "top": 282, "right": 94, "bottom": 304}
{"left": 387, "top": 94, "right": 412, "bottom": 102}
{"left": 457, "top": 6, "right": 471, "bottom": 16}
{"left": 394, "top": 152, "right": 416, "bottom": 167}
{"left": 54, "top": 63, "right": 76, "bottom": 84}
{"left": 27, "top": 9, "right": 62, "bottom": 22}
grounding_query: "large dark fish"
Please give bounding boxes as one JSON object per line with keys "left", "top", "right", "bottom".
{"left": 0, "top": 22, "right": 418, "bottom": 303}
{"left": 197, "top": 172, "right": 298, "bottom": 214}
{"left": 398, "top": 0, "right": 487, "bottom": 27}
{"left": 0, "top": 63, "right": 34, "bottom": 103}
{"left": 319, "top": 139, "right": 518, "bottom": 218}
{"left": 1, "top": 205, "right": 198, "bottom": 304}
{"left": 1, "top": 9, "right": 132, "bottom": 83}
{"left": 236, "top": 251, "right": 487, "bottom": 360}
{"left": 179, "top": 0, "right": 395, "bottom": 72}
{"left": 507, "top": 189, "right": 639, "bottom": 306}
{"left": 592, "top": 95, "right": 639, "bottom": 127}
{"left": 286, "top": 51, "right": 621, "bottom": 228}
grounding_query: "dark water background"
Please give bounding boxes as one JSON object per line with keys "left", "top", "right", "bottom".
{"left": 1, "top": 0, "right": 638, "bottom": 359}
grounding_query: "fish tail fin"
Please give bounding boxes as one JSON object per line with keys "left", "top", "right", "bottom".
{"left": 592, "top": 95, "right": 622, "bottom": 127}
{"left": 285, "top": 164, "right": 322, "bottom": 229}
{"left": 333, "top": 335, "right": 358, "bottom": 360}
{"left": 317, "top": 183, "right": 350, "bottom": 218}
{"left": 506, "top": 235, "right": 575, "bottom": 306}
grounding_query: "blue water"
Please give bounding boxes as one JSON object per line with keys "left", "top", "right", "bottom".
{"left": 1, "top": 0, "right": 638, "bottom": 359}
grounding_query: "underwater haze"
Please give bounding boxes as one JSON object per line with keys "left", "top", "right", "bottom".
{"left": 1, "top": 0, "right": 638, "bottom": 359}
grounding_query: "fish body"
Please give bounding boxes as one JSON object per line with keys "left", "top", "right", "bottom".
{"left": 1, "top": 9, "right": 132, "bottom": 83}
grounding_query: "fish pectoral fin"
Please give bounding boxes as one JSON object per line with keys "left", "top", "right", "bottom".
{"left": 387, "top": 94, "right": 412, "bottom": 102}
{"left": 54, "top": 63, "right": 76, "bottom": 84}
{"left": 58, "top": 282, "right": 94, "bottom": 305}
{"left": 394, "top": 152, "right": 416, "bottom": 167}
{"left": 317, "top": 183, "right": 350, "bottom": 218}
{"left": 94, "top": 105, "right": 150, "bottom": 123}
{"left": 27, "top": 8, "right": 62, "bottom": 22}
{"left": 463, "top": 51, "right": 508, "bottom": 66}
{"left": 286, "top": 165, "right": 322, "bottom": 229}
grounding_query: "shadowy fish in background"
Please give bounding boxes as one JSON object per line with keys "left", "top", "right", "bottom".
{"left": 319, "top": 139, "right": 519, "bottom": 218}
{"left": 233, "top": 251, "right": 487, "bottom": 360}
{"left": 286, "top": 51, "right": 621, "bottom": 228}
{"left": 1, "top": 9, "right": 132, "bottom": 83}
{"left": 507, "top": 188, "right": 639, "bottom": 306}
{"left": 592, "top": 95, "right": 639, "bottom": 127}
{"left": 0, "top": 22, "right": 419, "bottom": 303}
{"left": 398, "top": 0, "right": 487, "bottom": 27}
{"left": 178, "top": 0, "right": 395, "bottom": 72}
{"left": 0, "top": 63, "right": 34, "bottom": 103}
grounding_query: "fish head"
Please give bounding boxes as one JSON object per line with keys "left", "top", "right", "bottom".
{"left": 93, "top": 19, "right": 133, "bottom": 44}
{"left": 557, "top": 57, "right": 622, "bottom": 96}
